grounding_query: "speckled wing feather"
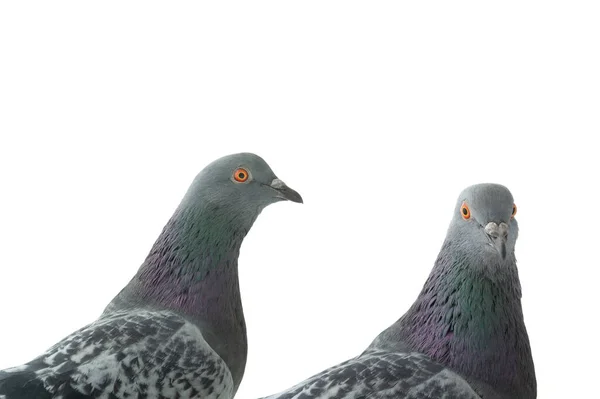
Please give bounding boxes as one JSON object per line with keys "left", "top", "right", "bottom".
{"left": 262, "top": 349, "right": 480, "bottom": 399}
{"left": 0, "top": 309, "right": 233, "bottom": 399}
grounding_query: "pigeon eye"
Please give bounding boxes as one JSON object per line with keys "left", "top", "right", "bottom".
{"left": 512, "top": 204, "right": 517, "bottom": 218}
{"left": 460, "top": 202, "right": 471, "bottom": 220}
{"left": 233, "top": 168, "right": 250, "bottom": 183}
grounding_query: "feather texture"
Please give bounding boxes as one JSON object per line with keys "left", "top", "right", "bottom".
{"left": 1, "top": 310, "right": 233, "bottom": 399}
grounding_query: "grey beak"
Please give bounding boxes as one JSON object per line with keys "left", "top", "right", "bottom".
{"left": 484, "top": 222, "right": 508, "bottom": 259}
{"left": 269, "top": 178, "right": 303, "bottom": 204}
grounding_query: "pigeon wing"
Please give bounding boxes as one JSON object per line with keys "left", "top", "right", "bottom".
{"left": 262, "top": 349, "right": 480, "bottom": 399}
{"left": 0, "top": 309, "right": 233, "bottom": 399}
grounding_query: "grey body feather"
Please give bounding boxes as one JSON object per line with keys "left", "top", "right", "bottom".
{"left": 0, "top": 153, "right": 302, "bottom": 399}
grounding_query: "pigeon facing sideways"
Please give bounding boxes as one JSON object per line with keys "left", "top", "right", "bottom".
{"left": 261, "top": 184, "right": 535, "bottom": 399}
{"left": 0, "top": 153, "right": 302, "bottom": 399}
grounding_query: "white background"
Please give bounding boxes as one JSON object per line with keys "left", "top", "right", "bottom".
{"left": 0, "top": 2, "right": 598, "bottom": 398}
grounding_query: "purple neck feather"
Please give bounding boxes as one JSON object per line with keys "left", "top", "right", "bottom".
{"left": 372, "top": 239, "right": 536, "bottom": 398}
{"left": 110, "top": 204, "right": 256, "bottom": 390}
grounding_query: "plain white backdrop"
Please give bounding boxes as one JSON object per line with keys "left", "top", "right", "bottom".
{"left": 0, "top": 2, "right": 598, "bottom": 398}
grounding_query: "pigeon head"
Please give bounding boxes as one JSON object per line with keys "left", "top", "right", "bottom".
{"left": 449, "top": 183, "right": 517, "bottom": 263}
{"left": 181, "top": 152, "right": 303, "bottom": 222}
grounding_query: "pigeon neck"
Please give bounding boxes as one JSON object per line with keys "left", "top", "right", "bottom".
{"left": 374, "top": 239, "right": 536, "bottom": 398}
{"left": 119, "top": 203, "right": 254, "bottom": 391}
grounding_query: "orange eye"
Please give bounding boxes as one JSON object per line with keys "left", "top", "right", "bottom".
{"left": 460, "top": 202, "right": 471, "bottom": 220}
{"left": 233, "top": 168, "right": 250, "bottom": 183}
{"left": 512, "top": 204, "right": 517, "bottom": 218}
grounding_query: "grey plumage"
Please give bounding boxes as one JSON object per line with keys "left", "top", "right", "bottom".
{"left": 1, "top": 311, "right": 232, "bottom": 399}
{"left": 264, "top": 349, "right": 479, "bottom": 399}
{"left": 261, "top": 183, "right": 535, "bottom": 399}
{"left": 0, "top": 153, "right": 302, "bottom": 399}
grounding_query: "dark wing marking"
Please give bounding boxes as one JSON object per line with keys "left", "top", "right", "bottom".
{"left": 262, "top": 349, "right": 480, "bottom": 399}
{"left": 0, "top": 309, "right": 233, "bottom": 399}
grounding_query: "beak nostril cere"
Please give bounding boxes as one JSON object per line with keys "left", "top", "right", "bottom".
{"left": 485, "top": 222, "right": 509, "bottom": 238}
{"left": 498, "top": 223, "right": 509, "bottom": 238}
{"left": 484, "top": 222, "right": 499, "bottom": 237}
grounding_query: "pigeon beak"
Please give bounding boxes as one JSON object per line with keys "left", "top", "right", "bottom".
{"left": 269, "top": 178, "right": 303, "bottom": 203}
{"left": 484, "top": 222, "right": 508, "bottom": 259}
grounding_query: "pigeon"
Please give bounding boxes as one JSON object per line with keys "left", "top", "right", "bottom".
{"left": 0, "top": 152, "right": 302, "bottom": 399}
{"left": 261, "top": 184, "right": 535, "bottom": 399}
